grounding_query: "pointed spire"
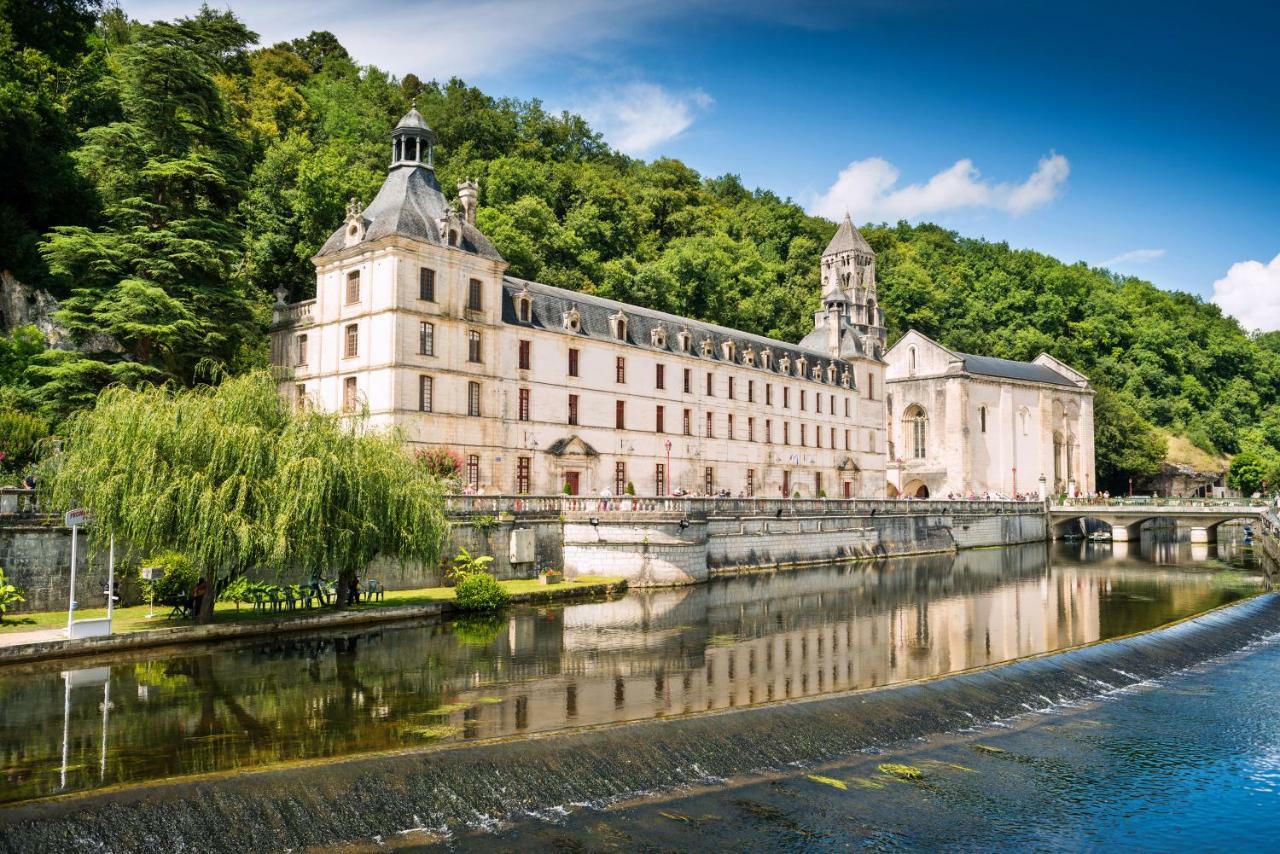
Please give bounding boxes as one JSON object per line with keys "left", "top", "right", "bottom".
{"left": 823, "top": 212, "right": 873, "bottom": 257}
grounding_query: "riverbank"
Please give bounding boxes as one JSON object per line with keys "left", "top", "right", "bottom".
{"left": 0, "top": 575, "right": 625, "bottom": 666}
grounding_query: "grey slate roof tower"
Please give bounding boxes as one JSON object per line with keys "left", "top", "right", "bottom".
{"left": 315, "top": 105, "right": 502, "bottom": 260}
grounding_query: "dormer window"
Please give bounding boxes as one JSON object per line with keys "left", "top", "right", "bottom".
{"left": 826, "top": 364, "right": 837, "bottom": 383}
{"left": 841, "top": 368, "right": 852, "bottom": 388}
{"left": 761, "top": 348, "right": 773, "bottom": 370}
{"left": 779, "top": 355, "right": 791, "bottom": 374}
{"left": 562, "top": 307, "right": 582, "bottom": 333}
{"left": 721, "top": 341, "right": 736, "bottom": 362}
{"left": 677, "top": 329, "right": 692, "bottom": 353}
{"left": 650, "top": 326, "right": 667, "bottom": 348}
{"left": 448, "top": 229, "right": 458, "bottom": 247}
{"left": 608, "top": 311, "right": 628, "bottom": 341}
{"left": 796, "top": 356, "right": 807, "bottom": 377}
{"left": 515, "top": 288, "right": 533, "bottom": 323}
{"left": 811, "top": 364, "right": 822, "bottom": 382}
{"left": 700, "top": 338, "right": 714, "bottom": 358}
{"left": 743, "top": 346, "right": 755, "bottom": 366}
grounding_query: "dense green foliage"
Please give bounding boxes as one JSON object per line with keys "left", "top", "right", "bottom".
{"left": 140, "top": 550, "right": 198, "bottom": 604}
{"left": 43, "top": 370, "right": 451, "bottom": 620}
{"left": 0, "top": 566, "right": 25, "bottom": 617}
{"left": 2, "top": 3, "right": 1277, "bottom": 491}
{"left": 453, "top": 572, "right": 509, "bottom": 611}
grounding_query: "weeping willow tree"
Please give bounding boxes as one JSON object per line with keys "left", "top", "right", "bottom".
{"left": 43, "top": 370, "right": 450, "bottom": 622}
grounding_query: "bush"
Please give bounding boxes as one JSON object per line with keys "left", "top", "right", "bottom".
{"left": 142, "top": 551, "right": 199, "bottom": 603}
{"left": 625, "top": 481, "right": 636, "bottom": 496}
{"left": 454, "top": 572, "right": 509, "bottom": 611}
{"left": 0, "top": 566, "right": 25, "bottom": 618}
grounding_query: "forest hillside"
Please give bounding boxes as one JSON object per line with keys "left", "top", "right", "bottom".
{"left": 2, "top": 2, "right": 1277, "bottom": 491}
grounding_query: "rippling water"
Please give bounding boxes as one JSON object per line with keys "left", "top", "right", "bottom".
{"left": 477, "top": 618, "right": 1280, "bottom": 851}
{"left": 0, "top": 527, "right": 1265, "bottom": 808}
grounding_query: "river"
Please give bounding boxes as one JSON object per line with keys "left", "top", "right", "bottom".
{"left": 0, "top": 526, "right": 1273, "bottom": 850}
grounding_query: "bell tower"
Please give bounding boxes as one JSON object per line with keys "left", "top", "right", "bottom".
{"left": 820, "top": 213, "right": 885, "bottom": 345}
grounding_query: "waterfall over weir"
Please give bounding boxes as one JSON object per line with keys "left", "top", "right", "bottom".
{"left": 3, "top": 592, "right": 1279, "bottom": 853}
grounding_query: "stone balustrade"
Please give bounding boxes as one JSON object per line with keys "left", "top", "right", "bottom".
{"left": 445, "top": 494, "right": 1043, "bottom": 519}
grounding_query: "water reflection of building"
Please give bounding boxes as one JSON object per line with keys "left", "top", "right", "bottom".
{"left": 6, "top": 538, "right": 1259, "bottom": 805}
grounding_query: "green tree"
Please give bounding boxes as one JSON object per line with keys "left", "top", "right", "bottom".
{"left": 43, "top": 370, "right": 450, "bottom": 622}
{"left": 0, "top": 0, "right": 102, "bottom": 287}
{"left": 1091, "top": 388, "right": 1167, "bottom": 491}
{"left": 1227, "top": 450, "right": 1272, "bottom": 496}
{"left": 38, "top": 8, "right": 262, "bottom": 401}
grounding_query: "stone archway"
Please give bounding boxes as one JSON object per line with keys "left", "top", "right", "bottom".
{"left": 902, "top": 479, "right": 930, "bottom": 499}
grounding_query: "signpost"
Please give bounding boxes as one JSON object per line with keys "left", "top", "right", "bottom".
{"left": 64, "top": 509, "right": 113, "bottom": 640}
{"left": 65, "top": 509, "right": 89, "bottom": 634}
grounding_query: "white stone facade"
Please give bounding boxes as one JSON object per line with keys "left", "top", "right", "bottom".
{"left": 270, "top": 110, "right": 1094, "bottom": 501}
{"left": 883, "top": 331, "right": 1096, "bottom": 498}
{"left": 270, "top": 110, "right": 888, "bottom": 498}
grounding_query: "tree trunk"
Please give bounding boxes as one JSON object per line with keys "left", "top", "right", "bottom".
{"left": 197, "top": 586, "right": 216, "bottom": 624}
{"left": 335, "top": 567, "right": 357, "bottom": 609}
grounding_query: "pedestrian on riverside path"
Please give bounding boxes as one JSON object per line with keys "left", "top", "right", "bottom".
{"left": 190, "top": 577, "right": 208, "bottom": 616}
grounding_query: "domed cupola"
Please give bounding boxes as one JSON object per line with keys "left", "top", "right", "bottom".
{"left": 391, "top": 101, "right": 436, "bottom": 169}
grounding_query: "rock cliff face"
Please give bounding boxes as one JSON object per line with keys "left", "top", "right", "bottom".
{"left": 0, "top": 268, "right": 121, "bottom": 352}
{"left": 0, "top": 269, "right": 71, "bottom": 348}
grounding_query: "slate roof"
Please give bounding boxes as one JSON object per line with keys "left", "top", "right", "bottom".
{"left": 797, "top": 322, "right": 876, "bottom": 360}
{"left": 956, "top": 352, "right": 1078, "bottom": 387}
{"left": 315, "top": 164, "right": 502, "bottom": 260}
{"left": 823, "top": 213, "right": 874, "bottom": 256}
{"left": 394, "top": 106, "right": 433, "bottom": 133}
{"left": 501, "top": 277, "right": 875, "bottom": 384}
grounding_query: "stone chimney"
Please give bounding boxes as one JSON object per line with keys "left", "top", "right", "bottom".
{"left": 457, "top": 178, "right": 478, "bottom": 225}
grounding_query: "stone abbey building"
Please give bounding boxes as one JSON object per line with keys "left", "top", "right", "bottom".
{"left": 270, "top": 108, "right": 1092, "bottom": 498}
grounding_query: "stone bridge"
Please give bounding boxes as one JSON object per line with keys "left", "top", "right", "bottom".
{"left": 1049, "top": 499, "right": 1267, "bottom": 543}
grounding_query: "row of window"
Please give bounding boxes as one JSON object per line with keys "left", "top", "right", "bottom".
{"left": 564, "top": 347, "right": 877, "bottom": 406}
{"left": 296, "top": 322, "right": 483, "bottom": 365}
{"left": 341, "top": 268, "right": 484, "bottom": 311}
{"left": 409, "top": 378, "right": 878, "bottom": 451}
{"left": 515, "top": 290, "right": 861, "bottom": 389}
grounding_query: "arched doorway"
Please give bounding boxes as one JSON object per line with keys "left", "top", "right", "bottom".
{"left": 903, "top": 479, "right": 930, "bottom": 499}
{"left": 886, "top": 483, "right": 900, "bottom": 498}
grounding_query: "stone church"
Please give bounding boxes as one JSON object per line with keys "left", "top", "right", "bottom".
{"left": 269, "top": 107, "right": 1093, "bottom": 499}
{"left": 883, "top": 331, "right": 1095, "bottom": 498}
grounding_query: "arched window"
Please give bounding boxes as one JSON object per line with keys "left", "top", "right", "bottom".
{"left": 905, "top": 405, "right": 928, "bottom": 459}
{"left": 1053, "top": 432, "right": 1064, "bottom": 488}
{"left": 979, "top": 405, "right": 987, "bottom": 433}
{"left": 908, "top": 346, "right": 917, "bottom": 376}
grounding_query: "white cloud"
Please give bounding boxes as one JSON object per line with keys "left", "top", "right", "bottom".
{"left": 119, "top": 0, "right": 710, "bottom": 80}
{"left": 577, "top": 84, "right": 713, "bottom": 155}
{"left": 1100, "top": 248, "right": 1166, "bottom": 268}
{"left": 1211, "top": 253, "right": 1280, "bottom": 332}
{"left": 811, "top": 153, "right": 1070, "bottom": 222}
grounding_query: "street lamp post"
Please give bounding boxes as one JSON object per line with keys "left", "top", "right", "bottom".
{"left": 1128, "top": 476, "right": 1133, "bottom": 498}
{"left": 664, "top": 438, "right": 672, "bottom": 496}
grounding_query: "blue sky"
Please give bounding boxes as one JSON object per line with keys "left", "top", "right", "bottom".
{"left": 122, "top": 0, "right": 1280, "bottom": 329}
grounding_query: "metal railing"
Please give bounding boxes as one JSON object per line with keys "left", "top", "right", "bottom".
{"left": 444, "top": 494, "right": 1042, "bottom": 518}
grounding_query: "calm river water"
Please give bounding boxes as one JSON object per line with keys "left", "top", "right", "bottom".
{"left": 0, "top": 528, "right": 1267, "bottom": 814}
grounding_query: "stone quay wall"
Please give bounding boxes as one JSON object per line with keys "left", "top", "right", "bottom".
{"left": 0, "top": 496, "right": 1046, "bottom": 610}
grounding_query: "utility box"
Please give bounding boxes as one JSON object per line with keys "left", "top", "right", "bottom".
{"left": 509, "top": 527, "right": 536, "bottom": 564}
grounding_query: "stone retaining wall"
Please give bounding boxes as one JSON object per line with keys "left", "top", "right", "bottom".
{"left": 0, "top": 502, "right": 1048, "bottom": 610}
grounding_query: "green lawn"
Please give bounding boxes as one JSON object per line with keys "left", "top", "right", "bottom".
{"left": 0, "top": 575, "right": 624, "bottom": 638}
